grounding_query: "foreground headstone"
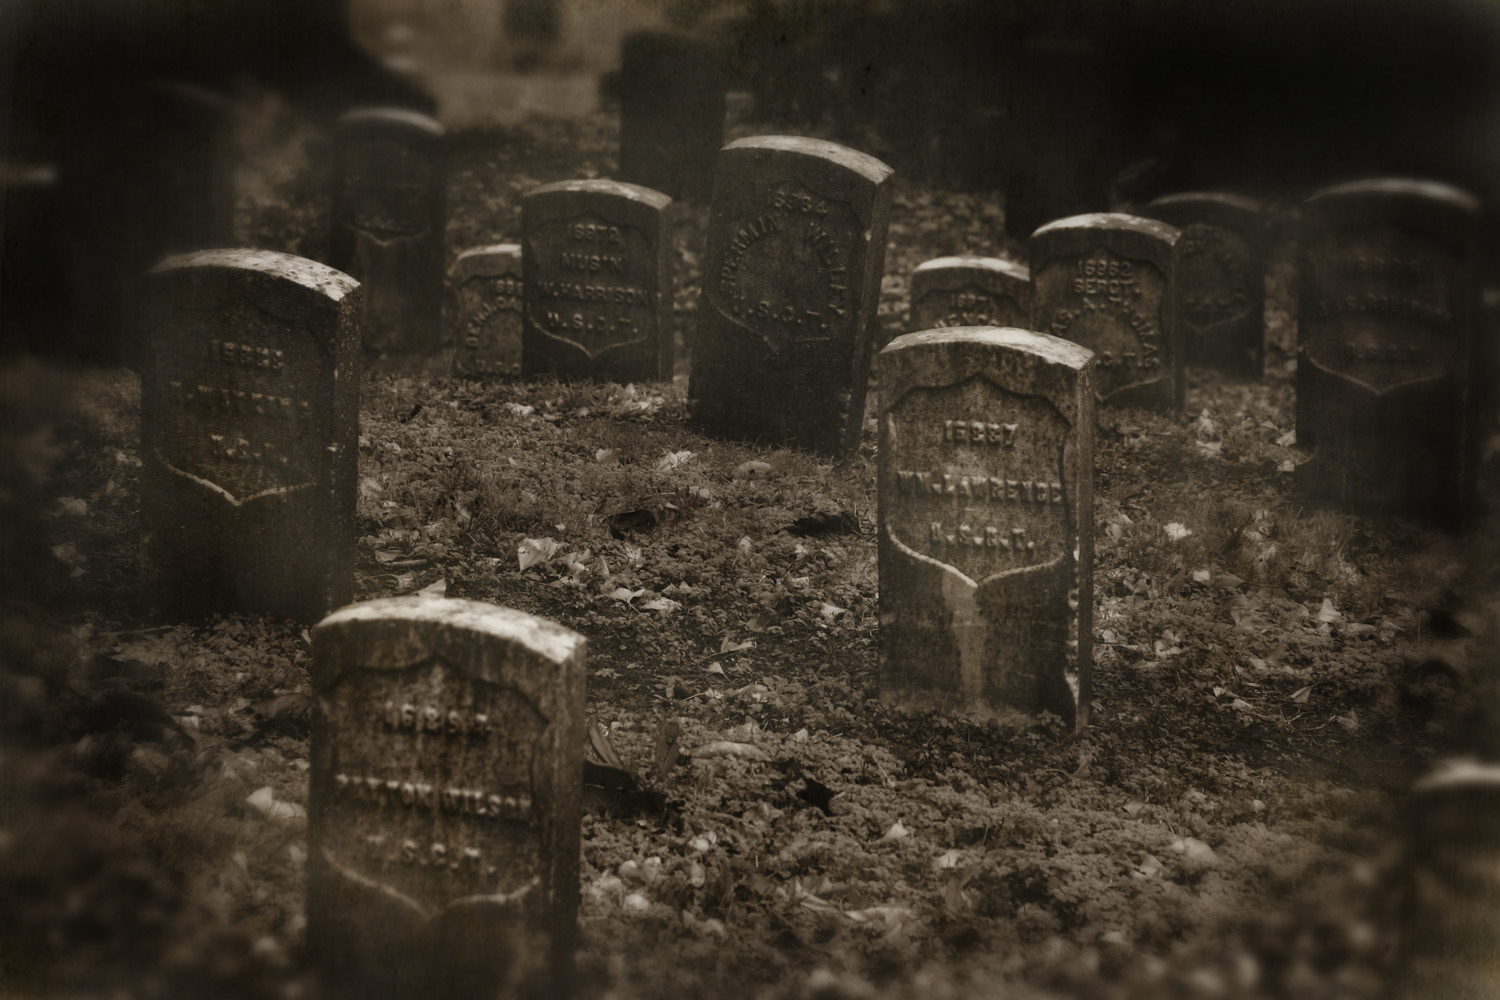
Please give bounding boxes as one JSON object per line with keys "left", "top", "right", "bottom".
{"left": 1030, "top": 213, "right": 1182, "bottom": 410}
{"left": 141, "top": 249, "right": 361, "bottom": 622}
{"left": 691, "top": 136, "right": 894, "bottom": 454}
{"left": 522, "top": 180, "right": 673, "bottom": 383}
{"left": 1142, "top": 192, "right": 1265, "bottom": 377}
{"left": 331, "top": 108, "right": 446, "bottom": 356}
{"left": 448, "top": 244, "right": 524, "bottom": 378}
{"left": 618, "top": 29, "right": 726, "bottom": 201}
{"left": 879, "top": 327, "right": 1095, "bottom": 729}
{"left": 1296, "top": 178, "right": 1480, "bottom": 527}
{"left": 309, "top": 598, "right": 585, "bottom": 1000}
{"left": 1394, "top": 761, "right": 1500, "bottom": 1000}
{"left": 908, "top": 256, "right": 1031, "bottom": 337}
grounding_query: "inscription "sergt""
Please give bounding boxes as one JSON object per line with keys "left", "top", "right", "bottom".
{"left": 928, "top": 521, "right": 1038, "bottom": 557}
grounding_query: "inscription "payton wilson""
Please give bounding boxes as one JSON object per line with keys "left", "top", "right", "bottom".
{"left": 333, "top": 772, "right": 533, "bottom": 821}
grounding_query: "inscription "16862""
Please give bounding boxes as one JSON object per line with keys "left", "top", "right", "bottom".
{"left": 382, "top": 701, "right": 493, "bottom": 738}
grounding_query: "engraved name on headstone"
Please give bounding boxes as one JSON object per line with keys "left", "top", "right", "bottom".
{"left": 448, "top": 244, "right": 524, "bottom": 378}
{"left": 879, "top": 327, "right": 1095, "bottom": 729}
{"left": 1030, "top": 213, "right": 1182, "bottom": 410}
{"left": 1296, "top": 178, "right": 1480, "bottom": 527}
{"left": 332, "top": 108, "right": 446, "bottom": 356}
{"left": 309, "top": 598, "right": 585, "bottom": 1000}
{"left": 141, "top": 249, "right": 361, "bottom": 622}
{"left": 909, "top": 256, "right": 1031, "bottom": 337}
{"left": 1142, "top": 192, "right": 1266, "bottom": 377}
{"left": 691, "top": 136, "right": 894, "bottom": 454}
{"left": 618, "top": 29, "right": 726, "bottom": 201}
{"left": 522, "top": 180, "right": 673, "bottom": 383}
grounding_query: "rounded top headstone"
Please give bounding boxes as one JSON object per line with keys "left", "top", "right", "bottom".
{"left": 722, "top": 135, "right": 895, "bottom": 186}
{"left": 1303, "top": 177, "right": 1481, "bottom": 245}
{"left": 152, "top": 248, "right": 361, "bottom": 302}
{"left": 525, "top": 179, "right": 673, "bottom": 211}
{"left": 885, "top": 326, "right": 1095, "bottom": 372}
{"left": 1030, "top": 212, "right": 1181, "bottom": 245}
{"left": 914, "top": 256, "right": 1030, "bottom": 282}
{"left": 1143, "top": 192, "right": 1264, "bottom": 232}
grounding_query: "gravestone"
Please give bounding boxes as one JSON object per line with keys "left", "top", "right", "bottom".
{"left": 1142, "top": 192, "right": 1266, "bottom": 377}
{"left": 690, "top": 136, "right": 895, "bottom": 454}
{"left": 1296, "top": 178, "right": 1480, "bottom": 528}
{"left": 522, "top": 180, "right": 673, "bottom": 383}
{"left": 141, "top": 249, "right": 361, "bottom": 622}
{"left": 878, "top": 327, "right": 1095, "bottom": 729}
{"left": 618, "top": 29, "right": 726, "bottom": 201}
{"left": 908, "top": 256, "right": 1031, "bottom": 337}
{"left": 331, "top": 108, "right": 446, "bottom": 356}
{"left": 1030, "top": 213, "right": 1182, "bottom": 410}
{"left": 309, "top": 597, "right": 585, "bottom": 1000}
{"left": 448, "top": 244, "right": 524, "bottom": 378}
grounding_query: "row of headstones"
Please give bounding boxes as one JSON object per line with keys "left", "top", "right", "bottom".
{"left": 141, "top": 147, "right": 1486, "bottom": 636}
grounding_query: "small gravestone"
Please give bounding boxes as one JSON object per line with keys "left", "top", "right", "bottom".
{"left": 309, "top": 597, "right": 585, "bottom": 1000}
{"left": 522, "top": 180, "right": 673, "bottom": 383}
{"left": 1030, "top": 213, "right": 1182, "bottom": 410}
{"left": 1296, "top": 178, "right": 1480, "bottom": 527}
{"left": 141, "top": 249, "right": 361, "bottom": 622}
{"left": 1142, "top": 192, "right": 1266, "bottom": 377}
{"left": 448, "top": 244, "right": 523, "bottom": 378}
{"left": 879, "top": 327, "right": 1095, "bottom": 729}
{"left": 908, "top": 257, "right": 1031, "bottom": 337}
{"left": 691, "top": 136, "right": 894, "bottom": 454}
{"left": 618, "top": 29, "right": 726, "bottom": 201}
{"left": 331, "top": 108, "right": 446, "bottom": 356}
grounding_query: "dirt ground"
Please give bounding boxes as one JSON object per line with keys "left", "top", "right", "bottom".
{"left": 3, "top": 73, "right": 1500, "bottom": 1000}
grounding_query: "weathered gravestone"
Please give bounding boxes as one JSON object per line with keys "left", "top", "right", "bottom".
{"left": 448, "top": 244, "right": 523, "bottom": 378}
{"left": 618, "top": 29, "right": 726, "bottom": 201}
{"left": 1030, "top": 213, "right": 1181, "bottom": 411}
{"left": 331, "top": 108, "right": 446, "bottom": 356}
{"left": 1296, "top": 178, "right": 1480, "bottom": 527}
{"left": 141, "top": 249, "right": 360, "bottom": 622}
{"left": 908, "top": 256, "right": 1031, "bottom": 338}
{"left": 879, "top": 327, "right": 1095, "bottom": 729}
{"left": 1394, "top": 761, "right": 1500, "bottom": 1000}
{"left": 1142, "top": 192, "right": 1266, "bottom": 377}
{"left": 522, "top": 180, "right": 673, "bottom": 383}
{"left": 309, "top": 597, "right": 585, "bottom": 1000}
{"left": 691, "top": 136, "right": 894, "bottom": 454}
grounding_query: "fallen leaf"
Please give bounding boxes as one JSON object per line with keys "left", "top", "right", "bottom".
{"left": 1164, "top": 522, "right": 1192, "bottom": 541}
{"left": 656, "top": 449, "right": 694, "bottom": 470}
{"left": 1290, "top": 685, "right": 1312, "bottom": 704}
{"left": 878, "top": 820, "right": 910, "bottom": 843}
{"left": 689, "top": 741, "right": 769, "bottom": 761}
{"left": 641, "top": 597, "right": 680, "bottom": 613}
{"left": 517, "top": 537, "right": 561, "bottom": 571}
{"left": 733, "top": 460, "right": 772, "bottom": 481}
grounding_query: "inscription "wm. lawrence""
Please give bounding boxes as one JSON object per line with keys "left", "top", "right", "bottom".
{"left": 895, "top": 471, "right": 1064, "bottom": 505}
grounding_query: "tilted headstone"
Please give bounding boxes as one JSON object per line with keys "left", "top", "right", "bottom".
{"left": 448, "top": 244, "right": 523, "bottom": 378}
{"left": 1030, "top": 213, "right": 1182, "bottom": 410}
{"left": 908, "top": 256, "right": 1031, "bottom": 337}
{"left": 1296, "top": 178, "right": 1480, "bottom": 527}
{"left": 309, "top": 598, "right": 585, "bottom": 1000}
{"left": 331, "top": 108, "right": 446, "bottom": 356}
{"left": 141, "top": 249, "right": 361, "bottom": 622}
{"left": 691, "top": 136, "right": 894, "bottom": 454}
{"left": 618, "top": 29, "right": 726, "bottom": 202}
{"left": 522, "top": 180, "right": 673, "bottom": 383}
{"left": 1142, "top": 192, "right": 1266, "bottom": 377}
{"left": 878, "top": 327, "right": 1095, "bottom": 729}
